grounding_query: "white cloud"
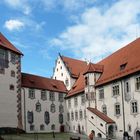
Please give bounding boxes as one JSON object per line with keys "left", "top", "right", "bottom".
{"left": 50, "top": 0, "right": 140, "bottom": 62}
{"left": 41, "top": 0, "right": 95, "bottom": 12}
{"left": 4, "top": 0, "right": 31, "bottom": 15}
{"left": 4, "top": 19, "right": 24, "bottom": 31}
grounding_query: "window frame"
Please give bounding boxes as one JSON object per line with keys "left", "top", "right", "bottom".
{"left": 41, "top": 90, "right": 47, "bottom": 100}
{"left": 130, "top": 100, "right": 138, "bottom": 115}
{"left": 28, "top": 88, "right": 35, "bottom": 99}
{"left": 135, "top": 75, "right": 140, "bottom": 91}
{"left": 112, "top": 83, "right": 120, "bottom": 97}
{"left": 102, "top": 104, "right": 107, "bottom": 115}
{"left": 36, "top": 102, "right": 41, "bottom": 112}
{"left": 99, "top": 87, "right": 104, "bottom": 100}
{"left": 114, "top": 103, "right": 121, "bottom": 116}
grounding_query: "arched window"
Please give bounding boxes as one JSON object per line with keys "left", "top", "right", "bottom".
{"left": 36, "top": 101, "right": 41, "bottom": 112}
{"left": 50, "top": 104, "right": 55, "bottom": 113}
{"left": 27, "top": 111, "right": 34, "bottom": 124}
{"left": 102, "top": 104, "right": 107, "bottom": 115}
{"left": 44, "top": 111, "right": 50, "bottom": 125}
{"left": 59, "top": 114, "right": 63, "bottom": 124}
{"left": 59, "top": 105, "right": 64, "bottom": 113}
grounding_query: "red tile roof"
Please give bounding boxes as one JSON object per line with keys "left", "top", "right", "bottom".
{"left": 66, "top": 73, "right": 85, "bottom": 98}
{"left": 87, "top": 107, "right": 115, "bottom": 124}
{"left": 22, "top": 73, "right": 67, "bottom": 93}
{"left": 96, "top": 38, "right": 140, "bottom": 86}
{"left": 83, "top": 63, "right": 103, "bottom": 75}
{"left": 61, "top": 55, "right": 87, "bottom": 78}
{"left": 0, "top": 33, "right": 23, "bottom": 55}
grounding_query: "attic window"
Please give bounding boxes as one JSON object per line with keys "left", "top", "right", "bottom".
{"left": 120, "top": 63, "right": 127, "bottom": 70}
{"left": 72, "top": 85, "right": 77, "bottom": 89}
{"left": 53, "top": 85, "right": 57, "bottom": 89}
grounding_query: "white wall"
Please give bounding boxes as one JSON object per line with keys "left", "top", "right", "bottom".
{"left": 0, "top": 50, "right": 20, "bottom": 128}
{"left": 53, "top": 56, "right": 76, "bottom": 90}
{"left": 21, "top": 87, "right": 67, "bottom": 133}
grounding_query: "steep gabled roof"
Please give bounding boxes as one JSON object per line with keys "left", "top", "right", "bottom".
{"left": 0, "top": 33, "right": 23, "bottom": 55}
{"left": 22, "top": 73, "right": 67, "bottom": 93}
{"left": 83, "top": 63, "right": 103, "bottom": 75}
{"left": 61, "top": 55, "right": 87, "bottom": 78}
{"left": 96, "top": 38, "right": 140, "bottom": 86}
{"left": 66, "top": 73, "right": 85, "bottom": 98}
{"left": 87, "top": 107, "right": 115, "bottom": 124}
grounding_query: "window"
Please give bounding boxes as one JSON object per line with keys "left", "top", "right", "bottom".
{"left": 44, "top": 111, "right": 50, "bottom": 125}
{"left": 135, "top": 76, "right": 140, "bottom": 91}
{"left": 59, "top": 105, "right": 64, "bottom": 113}
{"left": 58, "top": 94, "right": 63, "bottom": 102}
{"left": 30, "top": 125, "right": 34, "bottom": 131}
{"left": 131, "top": 100, "right": 138, "bottom": 114}
{"left": 11, "top": 70, "right": 15, "bottom": 77}
{"left": 59, "top": 114, "right": 63, "bottom": 124}
{"left": 65, "top": 78, "right": 69, "bottom": 87}
{"left": 36, "top": 102, "right": 41, "bottom": 112}
{"left": 11, "top": 52, "right": 16, "bottom": 64}
{"left": 40, "top": 124, "right": 45, "bottom": 130}
{"left": 120, "top": 63, "right": 127, "bottom": 70}
{"left": 102, "top": 105, "right": 107, "bottom": 115}
{"left": 41, "top": 90, "right": 47, "bottom": 100}
{"left": 27, "top": 111, "right": 34, "bottom": 124}
{"left": 99, "top": 88, "right": 104, "bottom": 100}
{"left": 68, "top": 99, "right": 71, "bottom": 108}
{"left": 74, "top": 97, "right": 78, "bottom": 106}
{"left": 81, "top": 94, "right": 85, "bottom": 104}
{"left": 85, "top": 76, "right": 89, "bottom": 86}
{"left": 115, "top": 103, "right": 121, "bottom": 116}
{"left": 10, "top": 84, "right": 14, "bottom": 90}
{"left": 75, "top": 111, "right": 78, "bottom": 120}
{"left": 128, "top": 124, "right": 132, "bottom": 132}
{"left": 50, "top": 104, "right": 55, "bottom": 113}
{"left": 0, "top": 48, "right": 8, "bottom": 68}
{"left": 29, "top": 89, "right": 35, "bottom": 99}
{"left": 112, "top": 84, "right": 120, "bottom": 96}
{"left": 60, "top": 66, "right": 62, "bottom": 69}
{"left": 71, "top": 111, "right": 74, "bottom": 121}
{"left": 84, "top": 110, "right": 86, "bottom": 119}
{"left": 51, "top": 124, "right": 55, "bottom": 130}
{"left": 67, "top": 112, "right": 70, "bottom": 121}
{"left": 124, "top": 80, "right": 131, "bottom": 101}
{"left": 0, "top": 68, "right": 5, "bottom": 74}
{"left": 79, "top": 110, "right": 83, "bottom": 120}
{"left": 61, "top": 73, "right": 63, "bottom": 76}
{"left": 49, "top": 91, "right": 55, "bottom": 101}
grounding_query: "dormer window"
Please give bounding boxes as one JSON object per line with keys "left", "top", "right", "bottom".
{"left": 120, "top": 63, "right": 127, "bottom": 70}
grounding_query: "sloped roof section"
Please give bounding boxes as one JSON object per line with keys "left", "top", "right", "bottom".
{"left": 61, "top": 55, "right": 87, "bottom": 78}
{"left": 66, "top": 73, "right": 85, "bottom": 98}
{"left": 22, "top": 73, "right": 67, "bottom": 93}
{"left": 96, "top": 38, "right": 140, "bottom": 86}
{"left": 83, "top": 63, "right": 103, "bottom": 75}
{"left": 87, "top": 107, "right": 115, "bottom": 124}
{"left": 0, "top": 32, "right": 23, "bottom": 55}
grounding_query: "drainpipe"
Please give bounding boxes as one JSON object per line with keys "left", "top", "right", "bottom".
{"left": 22, "top": 87, "right": 26, "bottom": 132}
{"left": 121, "top": 80, "right": 126, "bottom": 132}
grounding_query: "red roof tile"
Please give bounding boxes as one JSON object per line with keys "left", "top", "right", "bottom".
{"left": 66, "top": 73, "right": 85, "bottom": 98}
{"left": 0, "top": 33, "right": 23, "bottom": 55}
{"left": 96, "top": 38, "right": 140, "bottom": 86}
{"left": 83, "top": 63, "right": 103, "bottom": 75}
{"left": 22, "top": 73, "right": 67, "bottom": 93}
{"left": 87, "top": 107, "right": 115, "bottom": 124}
{"left": 61, "top": 55, "right": 87, "bottom": 78}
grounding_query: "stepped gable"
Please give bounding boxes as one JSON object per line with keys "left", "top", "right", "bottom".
{"left": 83, "top": 62, "right": 103, "bottom": 75}
{"left": 61, "top": 55, "right": 87, "bottom": 78}
{"left": 0, "top": 32, "right": 23, "bottom": 55}
{"left": 22, "top": 73, "right": 67, "bottom": 93}
{"left": 87, "top": 107, "right": 115, "bottom": 124}
{"left": 96, "top": 38, "right": 140, "bottom": 86}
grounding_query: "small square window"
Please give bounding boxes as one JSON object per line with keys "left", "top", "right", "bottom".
{"left": 30, "top": 125, "right": 34, "bottom": 131}
{"left": 29, "top": 89, "right": 35, "bottom": 99}
{"left": 40, "top": 124, "right": 45, "bottom": 130}
{"left": 10, "top": 84, "right": 14, "bottom": 90}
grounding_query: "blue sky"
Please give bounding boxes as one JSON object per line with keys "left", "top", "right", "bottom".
{"left": 1, "top": 0, "right": 140, "bottom": 77}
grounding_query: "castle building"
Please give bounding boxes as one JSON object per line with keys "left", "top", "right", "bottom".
{"left": 0, "top": 33, "right": 23, "bottom": 130}
{"left": 0, "top": 32, "right": 140, "bottom": 140}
